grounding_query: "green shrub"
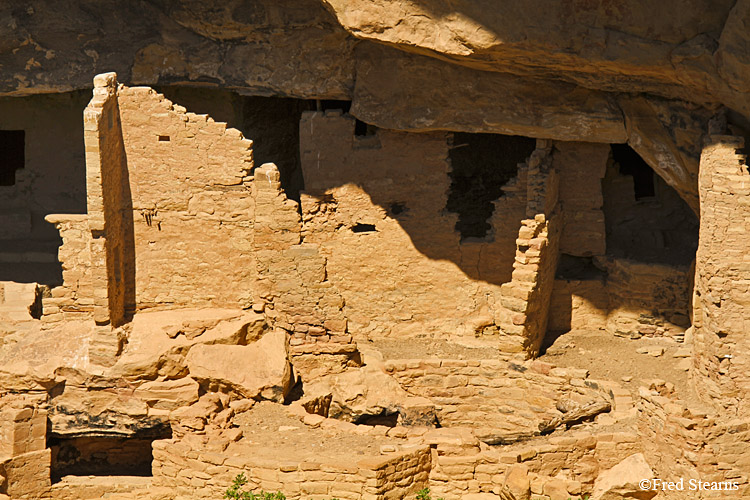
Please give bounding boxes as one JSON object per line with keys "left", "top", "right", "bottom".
{"left": 223, "top": 473, "right": 286, "bottom": 500}
{"left": 415, "top": 487, "right": 444, "bottom": 500}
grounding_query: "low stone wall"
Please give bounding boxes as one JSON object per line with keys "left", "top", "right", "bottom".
{"left": 604, "top": 258, "right": 692, "bottom": 339}
{"left": 384, "top": 359, "right": 607, "bottom": 433}
{"left": 0, "top": 405, "right": 47, "bottom": 459}
{"left": 427, "top": 429, "right": 641, "bottom": 499}
{"left": 0, "top": 449, "right": 51, "bottom": 500}
{"left": 151, "top": 437, "right": 430, "bottom": 500}
{"left": 548, "top": 258, "right": 691, "bottom": 339}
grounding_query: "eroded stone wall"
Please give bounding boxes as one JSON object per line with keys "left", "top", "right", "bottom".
{"left": 638, "top": 390, "right": 750, "bottom": 498}
{"left": 495, "top": 144, "right": 561, "bottom": 356}
{"left": 42, "top": 215, "right": 93, "bottom": 322}
{"left": 299, "top": 111, "right": 528, "bottom": 338}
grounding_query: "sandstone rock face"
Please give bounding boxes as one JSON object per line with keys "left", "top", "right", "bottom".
{"left": 3, "top": 1, "right": 736, "bottom": 211}
{"left": 351, "top": 43, "right": 628, "bottom": 143}
{"left": 591, "top": 453, "right": 657, "bottom": 500}
{"left": 323, "top": 0, "right": 747, "bottom": 113}
{"left": 0, "top": 0, "right": 354, "bottom": 98}
{"left": 185, "top": 329, "right": 292, "bottom": 402}
{"left": 133, "top": 378, "right": 200, "bottom": 411}
{"left": 110, "top": 309, "right": 266, "bottom": 380}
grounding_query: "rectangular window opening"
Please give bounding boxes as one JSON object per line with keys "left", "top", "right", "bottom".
{"left": 0, "top": 130, "right": 25, "bottom": 186}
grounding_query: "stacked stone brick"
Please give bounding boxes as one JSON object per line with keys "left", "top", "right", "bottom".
{"left": 496, "top": 144, "right": 561, "bottom": 357}
{"left": 693, "top": 135, "right": 750, "bottom": 413}
{"left": 151, "top": 436, "right": 430, "bottom": 500}
{"left": 42, "top": 215, "right": 93, "bottom": 322}
{"left": 0, "top": 400, "right": 50, "bottom": 499}
{"left": 252, "top": 163, "right": 357, "bottom": 373}
{"left": 384, "top": 358, "right": 602, "bottom": 432}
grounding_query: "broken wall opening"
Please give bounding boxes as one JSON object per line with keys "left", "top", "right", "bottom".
{"left": 604, "top": 144, "right": 698, "bottom": 266}
{"left": 48, "top": 430, "right": 172, "bottom": 482}
{"left": 156, "top": 86, "right": 316, "bottom": 202}
{"left": 547, "top": 141, "right": 695, "bottom": 342}
{"left": 446, "top": 133, "right": 536, "bottom": 241}
{"left": 0, "top": 91, "right": 90, "bottom": 289}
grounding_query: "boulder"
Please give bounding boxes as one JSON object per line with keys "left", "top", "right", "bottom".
{"left": 503, "top": 464, "right": 531, "bottom": 500}
{"left": 301, "top": 365, "right": 436, "bottom": 424}
{"left": 110, "top": 309, "right": 267, "bottom": 380}
{"left": 133, "top": 377, "right": 200, "bottom": 411}
{"left": 186, "top": 329, "right": 292, "bottom": 402}
{"left": 591, "top": 453, "right": 657, "bottom": 500}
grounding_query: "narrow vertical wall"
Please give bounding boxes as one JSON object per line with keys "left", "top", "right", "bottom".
{"left": 83, "top": 73, "right": 132, "bottom": 326}
{"left": 496, "top": 143, "right": 561, "bottom": 357}
{"left": 693, "top": 135, "right": 750, "bottom": 412}
{"left": 555, "top": 142, "right": 608, "bottom": 257}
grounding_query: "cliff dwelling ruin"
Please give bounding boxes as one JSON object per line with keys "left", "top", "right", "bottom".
{"left": 1, "top": 1, "right": 749, "bottom": 499}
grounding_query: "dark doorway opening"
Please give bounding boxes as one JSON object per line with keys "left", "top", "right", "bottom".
{"left": 49, "top": 428, "right": 172, "bottom": 483}
{"left": 0, "top": 130, "right": 24, "bottom": 186}
{"left": 446, "top": 133, "right": 536, "bottom": 241}
{"left": 604, "top": 145, "right": 698, "bottom": 265}
{"left": 610, "top": 144, "right": 655, "bottom": 200}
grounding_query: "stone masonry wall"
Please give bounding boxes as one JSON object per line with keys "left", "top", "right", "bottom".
{"left": 496, "top": 144, "right": 561, "bottom": 357}
{"left": 555, "top": 142, "right": 608, "bottom": 257}
{"left": 0, "top": 400, "right": 50, "bottom": 500}
{"left": 117, "top": 85, "right": 257, "bottom": 310}
{"left": 427, "top": 429, "right": 641, "bottom": 499}
{"left": 384, "top": 359, "right": 605, "bottom": 433}
{"left": 252, "top": 163, "right": 356, "bottom": 379}
{"left": 151, "top": 437, "right": 430, "bottom": 500}
{"left": 299, "top": 111, "right": 527, "bottom": 338}
{"left": 638, "top": 384, "right": 750, "bottom": 498}
{"left": 83, "top": 72, "right": 131, "bottom": 326}
{"left": 693, "top": 135, "right": 750, "bottom": 414}
{"left": 42, "top": 214, "right": 93, "bottom": 322}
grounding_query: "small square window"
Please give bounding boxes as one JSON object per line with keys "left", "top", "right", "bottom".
{"left": 0, "top": 130, "right": 25, "bottom": 186}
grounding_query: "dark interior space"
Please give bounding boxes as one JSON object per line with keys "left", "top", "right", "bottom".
{"left": 156, "top": 87, "right": 317, "bottom": 203}
{"left": 610, "top": 144, "right": 655, "bottom": 200}
{"left": 555, "top": 254, "right": 607, "bottom": 280}
{"left": 351, "top": 223, "right": 377, "bottom": 233}
{"left": 446, "top": 133, "right": 536, "bottom": 241}
{"left": 604, "top": 145, "right": 698, "bottom": 265}
{"left": 0, "top": 91, "right": 90, "bottom": 288}
{"left": 0, "top": 130, "right": 25, "bottom": 186}
{"left": 49, "top": 429, "right": 172, "bottom": 482}
{"left": 318, "top": 100, "right": 351, "bottom": 113}
{"left": 354, "top": 118, "right": 377, "bottom": 137}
